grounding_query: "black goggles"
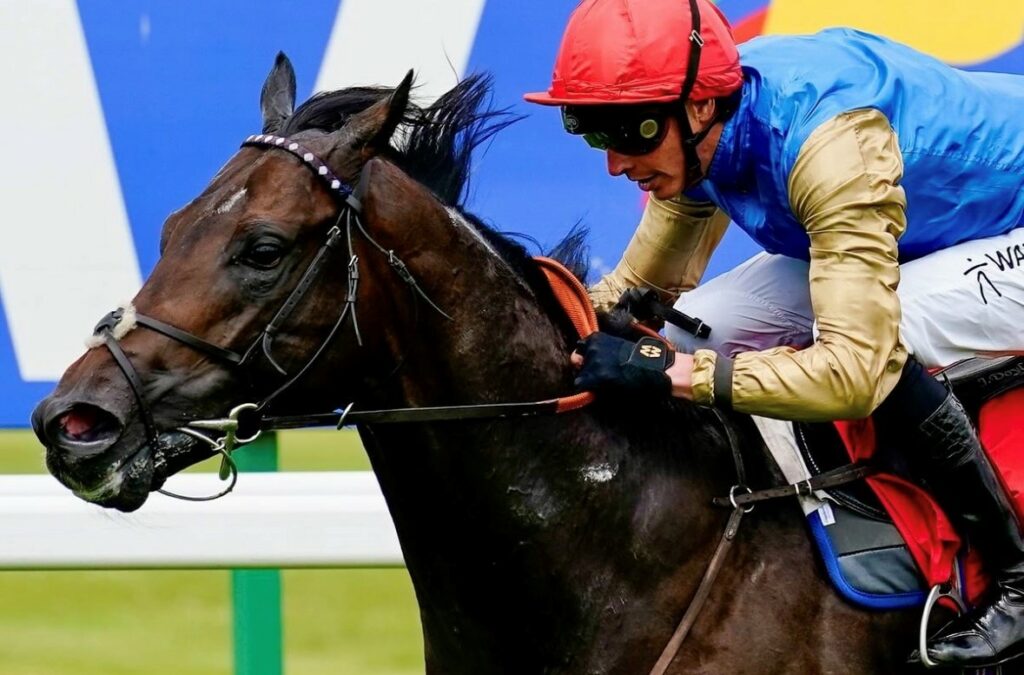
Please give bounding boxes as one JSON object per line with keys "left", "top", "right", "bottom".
{"left": 561, "top": 105, "right": 672, "bottom": 156}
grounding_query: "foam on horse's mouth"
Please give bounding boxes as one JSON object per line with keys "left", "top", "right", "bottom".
{"left": 63, "top": 431, "right": 205, "bottom": 512}
{"left": 72, "top": 467, "right": 126, "bottom": 501}
{"left": 64, "top": 446, "right": 154, "bottom": 512}
{"left": 151, "top": 430, "right": 207, "bottom": 478}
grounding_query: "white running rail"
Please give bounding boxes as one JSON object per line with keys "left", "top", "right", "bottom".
{"left": 0, "top": 472, "right": 404, "bottom": 569}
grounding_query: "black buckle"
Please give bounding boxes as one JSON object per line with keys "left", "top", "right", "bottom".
{"left": 93, "top": 308, "right": 124, "bottom": 335}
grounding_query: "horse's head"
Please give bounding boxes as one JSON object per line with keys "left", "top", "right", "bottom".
{"left": 32, "top": 54, "right": 516, "bottom": 511}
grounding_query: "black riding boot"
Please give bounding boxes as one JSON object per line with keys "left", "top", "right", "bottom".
{"left": 877, "top": 358, "right": 1024, "bottom": 668}
{"left": 914, "top": 394, "right": 1024, "bottom": 667}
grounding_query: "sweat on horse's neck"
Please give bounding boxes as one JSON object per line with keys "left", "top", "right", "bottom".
{"left": 361, "top": 398, "right": 737, "bottom": 672}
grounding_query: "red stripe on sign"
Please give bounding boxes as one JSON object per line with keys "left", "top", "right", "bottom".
{"left": 733, "top": 7, "right": 768, "bottom": 44}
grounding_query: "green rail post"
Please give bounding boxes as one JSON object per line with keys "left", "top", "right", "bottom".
{"left": 231, "top": 432, "right": 283, "bottom": 675}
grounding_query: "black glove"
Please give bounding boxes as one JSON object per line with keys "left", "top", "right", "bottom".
{"left": 602, "top": 287, "right": 664, "bottom": 334}
{"left": 617, "top": 286, "right": 710, "bottom": 339}
{"left": 573, "top": 332, "right": 675, "bottom": 397}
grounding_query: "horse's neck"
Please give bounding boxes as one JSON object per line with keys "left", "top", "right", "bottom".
{"left": 359, "top": 278, "right": 752, "bottom": 670}
{"left": 344, "top": 232, "right": 907, "bottom": 672}
{"left": 352, "top": 240, "right": 782, "bottom": 667}
{"left": 352, "top": 239, "right": 575, "bottom": 408}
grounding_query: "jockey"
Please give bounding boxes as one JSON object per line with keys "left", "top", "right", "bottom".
{"left": 526, "top": 0, "right": 1024, "bottom": 667}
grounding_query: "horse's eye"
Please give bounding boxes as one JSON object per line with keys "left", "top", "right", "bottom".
{"left": 242, "top": 241, "right": 285, "bottom": 270}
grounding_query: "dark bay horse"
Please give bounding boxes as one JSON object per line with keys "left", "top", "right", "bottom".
{"left": 32, "top": 55, "right": 920, "bottom": 673}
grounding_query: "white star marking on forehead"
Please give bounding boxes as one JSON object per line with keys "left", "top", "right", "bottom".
{"left": 215, "top": 187, "right": 247, "bottom": 215}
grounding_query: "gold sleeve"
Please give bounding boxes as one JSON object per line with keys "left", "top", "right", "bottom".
{"left": 589, "top": 195, "right": 729, "bottom": 313}
{"left": 690, "top": 108, "right": 909, "bottom": 421}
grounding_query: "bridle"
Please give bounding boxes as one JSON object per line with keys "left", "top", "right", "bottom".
{"left": 91, "top": 133, "right": 593, "bottom": 501}
{"left": 92, "top": 134, "right": 369, "bottom": 499}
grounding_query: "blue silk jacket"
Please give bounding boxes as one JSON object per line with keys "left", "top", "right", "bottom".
{"left": 689, "top": 28, "right": 1024, "bottom": 262}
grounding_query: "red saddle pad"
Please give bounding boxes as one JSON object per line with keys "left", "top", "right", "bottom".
{"left": 831, "top": 388, "right": 1024, "bottom": 604}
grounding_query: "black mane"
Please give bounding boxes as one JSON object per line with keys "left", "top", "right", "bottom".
{"left": 280, "top": 74, "right": 592, "bottom": 337}
{"left": 281, "top": 74, "right": 509, "bottom": 209}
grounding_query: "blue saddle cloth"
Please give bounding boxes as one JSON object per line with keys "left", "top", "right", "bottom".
{"left": 808, "top": 501, "right": 937, "bottom": 610}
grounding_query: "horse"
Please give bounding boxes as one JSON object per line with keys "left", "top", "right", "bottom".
{"left": 31, "top": 54, "right": 922, "bottom": 673}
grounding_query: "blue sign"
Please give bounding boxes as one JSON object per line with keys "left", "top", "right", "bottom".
{"left": 2, "top": 1, "right": 1022, "bottom": 426}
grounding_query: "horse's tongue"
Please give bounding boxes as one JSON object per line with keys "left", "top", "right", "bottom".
{"left": 60, "top": 409, "right": 99, "bottom": 440}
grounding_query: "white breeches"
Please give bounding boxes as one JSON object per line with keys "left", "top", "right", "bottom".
{"left": 667, "top": 227, "right": 1024, "bottom": 368}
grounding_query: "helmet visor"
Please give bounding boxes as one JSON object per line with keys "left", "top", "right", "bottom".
{"left": 561, "top": 105, "right": 671, "bottom": 156}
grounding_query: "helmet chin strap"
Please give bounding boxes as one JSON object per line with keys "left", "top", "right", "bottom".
{"left": 676, "top": 0, "right": 707, "bottom": 190}
{"left": 677, "top": 110, "right": 716, "bottom": 189}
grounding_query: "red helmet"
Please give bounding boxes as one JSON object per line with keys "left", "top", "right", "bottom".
{"left": 525, "top": 0, "right": 743, "bottom": 106}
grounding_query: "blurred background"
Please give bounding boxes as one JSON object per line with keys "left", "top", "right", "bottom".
{"left": 0, "top": 1, "right": 1021, "bottom": 673}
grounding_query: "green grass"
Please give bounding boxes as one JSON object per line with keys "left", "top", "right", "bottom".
{"left": 0, "top": 429, "right": 424, "bottom": 674}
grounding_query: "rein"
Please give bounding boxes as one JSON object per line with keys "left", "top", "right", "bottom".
{"left": 246, "top": 256, "right": 596, "bottom": 433}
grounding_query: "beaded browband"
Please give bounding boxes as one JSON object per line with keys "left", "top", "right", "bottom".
{"left": 241, "top": 134, "right": 355, "bottom": 201}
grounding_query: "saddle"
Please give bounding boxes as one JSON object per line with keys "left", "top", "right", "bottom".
{"left": 616, "top": 291, "right": 1024, "bottom": 609}
{"left": 759, "top": 355, "right": 1024, "bottom": 610}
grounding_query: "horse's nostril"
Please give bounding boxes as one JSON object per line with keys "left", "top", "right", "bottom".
{"left": 57, "top": 404, "right": 121, "bottom": 444}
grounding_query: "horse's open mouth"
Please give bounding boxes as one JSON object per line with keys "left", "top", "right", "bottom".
{"left": 48, "top": 431, "right": 206, "bottom": 512}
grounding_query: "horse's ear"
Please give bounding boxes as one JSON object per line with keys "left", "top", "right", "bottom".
{"left": 261, "top": 52, "right": 296, "bottom": 134}
{"left": 347, "top": 69, "right": 414, "bottom": 152}
{"left": 317, "top": 71, "right": 413, "bottom": 181}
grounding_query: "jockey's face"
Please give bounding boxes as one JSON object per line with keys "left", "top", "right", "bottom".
{"left": 605, "top": 116, "right": 686, "bottom": 199}
{"left": 605, "top": 99, "right": 720, "bottom": 200}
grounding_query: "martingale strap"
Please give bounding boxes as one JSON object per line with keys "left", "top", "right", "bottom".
{"left": 649, "top": 415, "right": 873, "bottom": 675}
